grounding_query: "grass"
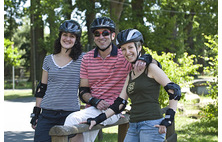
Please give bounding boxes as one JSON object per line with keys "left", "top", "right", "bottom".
{"left": 4, "top": 89, "right": 33, "bottom": 100}
{"left": 4, "top": 90, "right": 218, "bottom": 141}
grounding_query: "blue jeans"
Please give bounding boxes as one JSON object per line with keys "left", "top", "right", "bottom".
{"left": 124, "top": 118, "right": 166, "bottom": 142}
{"left": 34, "top": 109, "right": 73, "bottom": 142}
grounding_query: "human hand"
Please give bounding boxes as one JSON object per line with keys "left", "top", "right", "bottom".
{"left": 80, "top": 120, "right": 97, "bottom": 130}
{"left": 31, "top": 119, "right": 38, "bottom": 129}
{"left": 96, "top": 100, "right": 110, "bottom": 110}
{"left": 134, "top": 60, "right": 146, "bottom": 72}
{"left": 154, "top": 125, "right": 167, "bottom": 134}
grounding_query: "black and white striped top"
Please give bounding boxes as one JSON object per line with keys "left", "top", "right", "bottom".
{"left": 40, "top": 53, "right": 84, "bottom": 111}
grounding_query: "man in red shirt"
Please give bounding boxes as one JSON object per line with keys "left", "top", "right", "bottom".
{"left": 64, "top": 17, "right": 149, "bottom": 142}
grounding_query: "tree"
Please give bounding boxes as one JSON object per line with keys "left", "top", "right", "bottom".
{"left": 4, "top": 0, "right": 27, "bottom": 40}
{"left": 4, "top": 38, "right": 22, "bottom": 78}
{"left": 30, "top": 0, "right": 46, "bottom": 93}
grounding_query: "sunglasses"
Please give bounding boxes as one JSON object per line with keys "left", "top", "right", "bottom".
{"left": 94, "top": 30, "right": 111, "bottom": 37}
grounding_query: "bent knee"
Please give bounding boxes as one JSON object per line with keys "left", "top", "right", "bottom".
{"left": 64, "top": 112, "right": 80, "bottom": 126}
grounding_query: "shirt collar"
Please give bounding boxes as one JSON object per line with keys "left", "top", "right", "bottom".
{"left": 94, "top": 43, "right": 118, "bottom": 58}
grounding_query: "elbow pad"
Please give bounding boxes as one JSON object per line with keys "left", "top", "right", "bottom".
{"left": 164, "top": 82, "right": 181, "bottom": 101}
{"left": 109, "top": 97, "right": 128, "bottom": 114}
{"left": 35, "top": 81, "right": 47, "bottom": 98}
{"left": 79, "top": 87, "right": 91, "bottom": 103}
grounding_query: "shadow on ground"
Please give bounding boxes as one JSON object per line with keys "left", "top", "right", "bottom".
{"left": 4, "top": 131, "right": 34, "bottom": 142}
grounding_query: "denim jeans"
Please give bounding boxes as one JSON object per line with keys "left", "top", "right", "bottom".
{"left": 34, "top": 109, "right": 73, "bottom": 142}
{"left": 124, "top": 118, "right": 166, "bottom": 142}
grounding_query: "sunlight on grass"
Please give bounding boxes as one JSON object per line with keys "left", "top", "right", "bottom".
{"left": 4, "top": 89, "right": 33, "bottom": 100}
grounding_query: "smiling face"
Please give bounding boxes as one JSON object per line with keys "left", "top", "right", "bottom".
{"left": 60, "top": 32, "right": 76, "bottom": 49}
{"left": 93, "top": 28, "right": 115, "bottom": 50}
{"left": 120, "top": 42, "right": 142, "bottom": 63}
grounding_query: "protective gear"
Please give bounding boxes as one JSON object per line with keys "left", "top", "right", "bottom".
{"left": 116, "top": 29, "right": 144, "bottom": 48}
{"left": 164, "top": 82, "right": 181, "bottom": 101}
{"left": 88, "top": 97, "right": 103, "bottom": 108}
{"left": 30, "top": 106, "right": 41, "bottom": 126}
{"left": 137, "top": 54, "right": 153, "bottom": 67}
{"left": 35, "top": 81, "right": 47, "bottom": 98}
{"left": 109, "top": 97, "right": 127, "bottom": 114}
{"left": 79, "top": 87, "right": 91, "bottom": 103}
{"left": 59, "top": 20, "right": 82, "bottom": 38}
{"left": 87, "top": 113, "right": 107, "bottom": 126}
{"left": 156, "top": 60, "right": 162, "bottom": 69}
{"left": 160, "top": 108, "right": 175, "bottom": 127}
{"left": 90, "top": 17, "right": 116, "bottom": 33}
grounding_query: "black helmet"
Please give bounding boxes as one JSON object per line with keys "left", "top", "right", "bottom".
{"left": 116, "top": 29, "right": 144, "bottom": 48}
{"left": 90, "top": 17, "right": 116, "bottom": 33}
{"left": 59, "top": 20, "right": 82, "bottom": 38}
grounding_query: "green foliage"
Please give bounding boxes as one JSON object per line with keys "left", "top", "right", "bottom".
{"left": 198, "top": 34, "right": 218, "bottom": 120}
{"left": 4, "top": 38, "right": 22, "bottom": 67}
{"left": 143, "top": 47, "right": 201, "bottom": 107}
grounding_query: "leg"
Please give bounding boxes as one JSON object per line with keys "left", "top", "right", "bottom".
{"left": 64, "top": 107, "right": 102, "bottom": 142}
{"left": 139, "top": 118, "right": 165, "bottom": 142}
{"left": 124, "top": 123, "right": 139, "bottom": 142}
{"left": 34, "top": 110, "right": 61, "bottom": 142}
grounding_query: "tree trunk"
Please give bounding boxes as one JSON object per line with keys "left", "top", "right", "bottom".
{"left": 85, "top": 0, "right": 96, "bottom": 51}
{"left": 110, "top": 0, "right": 125, "bottom": 34}
{"left": 131, "top": 0, "right": 144, "bottom": 28}
{"left": 30, "top": 0, "right": 46, "bottom": 94}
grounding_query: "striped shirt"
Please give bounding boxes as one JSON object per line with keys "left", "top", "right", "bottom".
{"left": 40, "top": 53, "right": 84, "bottom": 111}
{"left": 80, "top": 45, "right": 131, "bottom": 105}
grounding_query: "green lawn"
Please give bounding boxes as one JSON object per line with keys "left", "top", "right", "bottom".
{"left": 4, "top": 89, "right": 33, "bottom": 100}
{"left": 4, "top": 90, "right": 218, "bottom": 142}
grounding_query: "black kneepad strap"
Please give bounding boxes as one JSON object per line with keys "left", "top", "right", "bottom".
{"left": 35, "top": 81, "right": 47, "bottom": 98}
{"left": 164, "top": 82, "right": 181, "bottom": 101}
{"left": 109, "top": 97, "right": 128, "bottom": 114}
{"left": 79, "top": 87, "right": 91, "bottom": 103}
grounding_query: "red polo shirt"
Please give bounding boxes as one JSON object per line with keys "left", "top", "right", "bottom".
{"left": 80, "top": 45, "right": 131, "bottom": 105}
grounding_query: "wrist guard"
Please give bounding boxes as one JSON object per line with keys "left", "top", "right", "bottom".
{"left": 88, "top": 97, "right": 102, "bottom": 108}
{"left": 87, "top": 113, "right": 107, "bottom": 126}
{"left": 35, "top": 81, "right": 47, "bottom": 98}
{"left": 109, "top": 97, "right": 127, "bottom": 114}
{"left": 164, "top": 82, "right": 181, "bottom": 101}
{"left": 138, "top": 54, "right": 152, "bottom": 67}
{"left": 160, "top": 108, "right": 175, "bottom": 127}
{"left": 30, "top": 106, "right": 41, "bottom": 125}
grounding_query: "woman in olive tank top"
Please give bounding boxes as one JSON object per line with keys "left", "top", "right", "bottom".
{"left": 84, "top": 29, "right": 181, "bottom": 142}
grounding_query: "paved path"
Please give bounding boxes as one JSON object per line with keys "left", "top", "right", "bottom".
{"left": 4, "top": 96, "right": 35, "bottom": 142}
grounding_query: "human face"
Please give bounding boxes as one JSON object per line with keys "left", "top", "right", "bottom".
{"left": 120, "top": 42, "right": 141, "bottom": 63}
{"left": 60, "top": 32, "right": 76, "bottom": 49}
{"left": 93, "top": 29, "right": 115, "bottom": 50}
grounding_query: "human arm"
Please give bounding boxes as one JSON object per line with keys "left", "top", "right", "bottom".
{"left": 79, "top": 78, "right": 110, "bottom": 110}
{"left": 148, "top": 63, "right": 180, "bottom": 133}
{"left": 134, "top": 54, "right": 162, "bottom": 72}
{"left": 31, "top": 70, "right": 48, "bottom": 129}
{"left": 84, "top": 75, "right": 129, "bottom": 129}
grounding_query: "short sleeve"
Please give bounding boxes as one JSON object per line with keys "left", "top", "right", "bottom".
{"left": 42, "top": 55, "right": 50, "bottom": 72}
{"left": 80, "top": 54, "right": 88, "bottom": 79}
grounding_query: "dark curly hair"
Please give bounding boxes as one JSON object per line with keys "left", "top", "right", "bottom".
{"left": 53, "top": 32, "right": 82, "bottom": 61}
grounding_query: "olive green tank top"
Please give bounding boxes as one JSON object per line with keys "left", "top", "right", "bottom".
{"left": 126, "top": 68, "right": 163, "bottom": 122}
